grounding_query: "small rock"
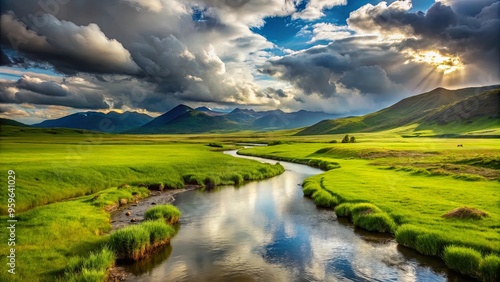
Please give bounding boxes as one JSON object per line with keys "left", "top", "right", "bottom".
{"left": 125, "top": 211, "right": 131, "bottom": 216}
{"left": 132, "top": 204, "right": 138, "bottom": 207}
{"left": 131, "top": 218, "right": 138, "bottom": 222}
{"left": 119, "top": 198, "right": 128, "bottom": 205}
{"left": 151, "top": 202, "right": 157, "bottom": 205}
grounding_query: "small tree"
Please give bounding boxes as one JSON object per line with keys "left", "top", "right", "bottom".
{"left": 349, "top": 136, "right": 356, "bottom": 143}
{"left": 341, "top": 135, "right": 349, "bottom": 143}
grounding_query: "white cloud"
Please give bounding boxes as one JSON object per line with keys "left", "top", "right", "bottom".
{"left": 293, "top": 0, "right": 347, "bottom": 20}
{"left": 305, "top": 23, "right": 353, "bottom": 42}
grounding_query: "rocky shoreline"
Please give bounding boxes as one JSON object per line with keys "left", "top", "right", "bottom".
{"left": 110, "top": 185, "right": 199, "bottom": 230}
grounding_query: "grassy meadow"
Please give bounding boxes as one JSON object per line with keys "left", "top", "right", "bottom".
{"left": 0, "top": 133, "right": 284, "bottom": 281}
{"left": 0, "top": 129, "right": 499, "bottom": 281}
{"left": 239, "top": 136, "right": 500, "bottom": 280}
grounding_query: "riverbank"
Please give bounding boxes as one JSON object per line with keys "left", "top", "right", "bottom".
{"left": 238, "top": 139, "right": 500, "bottom": 281}
{"left": 0, "top": 140, "right": 284, "bottom": 282}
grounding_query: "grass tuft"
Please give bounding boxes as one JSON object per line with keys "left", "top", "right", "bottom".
{"left": 352, "top": 212, "right": 396, "bottom": 233}
{"left": 63, "top": 246, "right": 115, "bottom": 282}
{"left": 334, "top": 203, "right": 354, "bottom": 217}
{"left": 479, "top": 255, "right": 500, "bottom": 282}
{"left": 144, "top": 204, "right": 181, "bottom": 224}
{"left": 312, "top": 190, "right": 339, "bottom": 208}
{"left": 443, "top": 206, "right": 488, "bottom": 220}
{"left": 141, "top": 220, "right": 176, "bottom": 248}
{"left": 443, "top": 245, "right": 482, "bottom": 277}
{"left": 395, "top": 224, "right": 426, "bottom": 248}
{"left": 109, "top": 225, "right": 150, "bottom": 261}
{"left": 415, "top": 233, "right": 447, "bottom": 256}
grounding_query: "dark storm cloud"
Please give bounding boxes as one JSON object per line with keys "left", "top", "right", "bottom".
{"left": 261, "top": 37, "right": 409, "bottom": 99}
{"left": 0, "top": 79, "right": 109, "bottom": 109}
{"left": 348, "top": 0, "right": 500, "bottom": 67}
{"left": 339, "top": 65, "right": 404, "bottom": 96}
{"left": 16, "top": 75, "right": 70, "bottom": 97}
{"left": 261, "top": 48, "right": 352, "bottom": 98}
{"left": 0, "top": 13, "right": 140, "bottom": 75}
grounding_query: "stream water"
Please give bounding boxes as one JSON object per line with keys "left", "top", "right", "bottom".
{"left": 124, "top": 150, "right": 469, "bottom": 282}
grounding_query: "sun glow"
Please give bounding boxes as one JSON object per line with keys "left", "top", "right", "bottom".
{"left": 405, "top": 50, "right": 463, "bottom": 74}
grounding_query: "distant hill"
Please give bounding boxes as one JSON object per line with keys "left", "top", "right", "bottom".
{"left": 0, "top": 118, "right": 29, "bottom": 127}
{"left": 297, "top": 85, "right": 500, "bottom": 135}
{"left": 128, "top": 105, "right": 339, "bottom": 134}
{"left": 33, "top": 111, "right": 153, "bottom": 133}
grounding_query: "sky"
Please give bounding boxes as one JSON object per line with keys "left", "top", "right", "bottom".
{"left": 0, "top": 0, "right": 499, "bottom": 124}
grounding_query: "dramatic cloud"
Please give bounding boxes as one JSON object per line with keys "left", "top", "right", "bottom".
{"left": 1, "top": 13, "right": 140, "bottom": 74}
{"left": 0, "top": 75, "right": 109, "bottom": 109}
{"left": 0, "top": 0, "right": 498, "bottom": 120}
{"left": 347, "top": 0, "right": 500, "bottom": 72}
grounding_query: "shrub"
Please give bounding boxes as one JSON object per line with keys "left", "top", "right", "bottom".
{"left": 352, "top": 212, "right": 396, "bottom": 233}
{"left": 341, "top": 135, "right": 350, "bottom": 143}
{"left": 415, "top": 233, "right": 447, "bottom": 256}
{"left": 479, "top": 255, "right": 500, "bottom": 282}
{"left": 312, "top": 190, "right": 339, "bottom": 208}
{"left": 109, "top": 225, "right": 150, "bottom": 261}
{"left": 141, "top": 220, "right": 176, "bottom": 247}
{"left": 443, "top": 245, "right": 482, "bottom": 277}
{"left": 349, "top": 136, "right": 356, "bottom": 143}
{"left": 329, "top": 140, "right": 338, "bottom": 143}
{"left": 334, "top": 203, "right": 354, "bottom": 217}
{"left": 144, "top": 204, "right": 181, "bottom": 224}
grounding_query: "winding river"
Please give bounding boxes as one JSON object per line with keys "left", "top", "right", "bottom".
{"left": 124, "top": 150, "right": 469, "bottom": 282}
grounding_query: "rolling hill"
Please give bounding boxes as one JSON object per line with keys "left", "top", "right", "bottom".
{"left": 297, "top": 85, "right": 500, "bottom": 136}
{"left": 0, "top": 118, "right": 29, "bottom": 127}
{"left": 33, "top": 111, "right": 153, "bottom": 133}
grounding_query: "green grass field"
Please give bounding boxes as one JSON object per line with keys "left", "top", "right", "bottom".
{"left": 0, "top": 130, "right": 498, "bottom": 281}
{"left": 0, "top": 134, "right": 285, "bottom": 282}
{"left": 0, "top": 139, "right": 284, "bottom": 214}
{"left": 239, "top": 137, "right": 500, "bottom": 280}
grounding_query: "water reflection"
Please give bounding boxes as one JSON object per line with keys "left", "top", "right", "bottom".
{"left": 125, "top": 151, "right": 469, "bottom": 282}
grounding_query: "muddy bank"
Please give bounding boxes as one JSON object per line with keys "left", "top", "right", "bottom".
{"left": 110, "top": 185, "right": 198, "bottom": 230}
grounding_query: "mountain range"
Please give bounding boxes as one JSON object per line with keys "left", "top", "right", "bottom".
{"left": 1, "top": 85, "right": 498, "bottom": 135}
{"left": 32, "top": 111, "right": 153, "bottom": 133}
{"left": 128, "top": 106, "right": 340, "bottom": 134}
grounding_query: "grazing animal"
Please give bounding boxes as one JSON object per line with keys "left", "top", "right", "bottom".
{"left": 457, "top": 144, "right": 463, "bottom": 147}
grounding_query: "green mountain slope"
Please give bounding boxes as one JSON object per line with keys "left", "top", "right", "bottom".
{"left": 0, "top": 118, "right": 29, "bottom": 127}
{"left": 297, "top": 85, "right": 500, "bottom": 135}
